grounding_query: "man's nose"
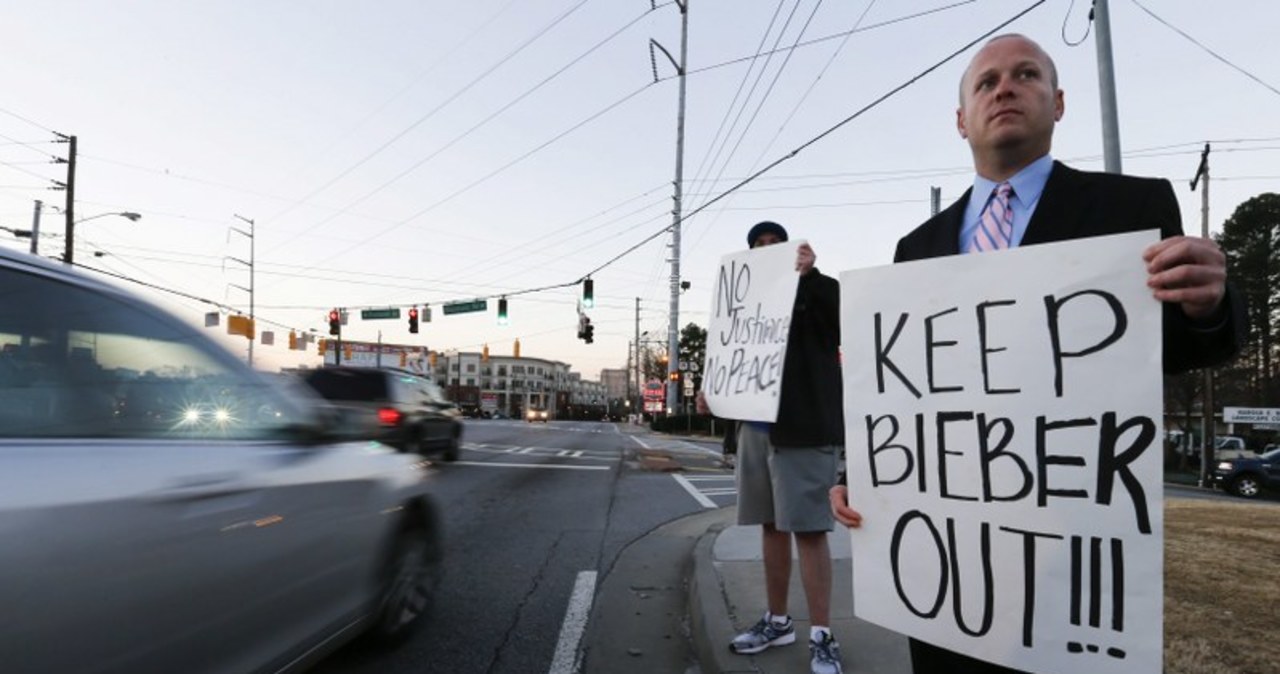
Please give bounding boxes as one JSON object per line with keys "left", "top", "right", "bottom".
{"left": 993, "top": 73, "right": 1017, "bottom": 99}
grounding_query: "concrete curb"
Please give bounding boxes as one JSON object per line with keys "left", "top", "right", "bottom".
{"left": 688, "top": 518, "right": 759, "bottom": 674}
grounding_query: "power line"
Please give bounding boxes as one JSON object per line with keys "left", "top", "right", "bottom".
{"left": 687, "top": 0, "right": 878, "bottom": 254}
{"left": 281, "top": 81, "right": 657, "bottom": 281}
{"left": 696, "top": 0, "right": 822, "bottom": 215}
{"left": 1130, "top": 0, "right": 1280, "bottom": 99}
{"left": 683, "top": 0, "right": 792, "bottom": 215}
{"left": 0, "top": 107, "right": 57, "bottom": 135}
{"left": 260, "top": 3, "right": 658, "bottom": 260}
{"left": 0, "top": 158, "right": 58, "bottom": 185}
{"left": 670, "top": 0, "right": 978, "bottom": 80}
{"left": 580, "top": 0, "right": 1050, "bottom": 281}
{"left": 259, "top": 0, "right": 594, "bottom": 235}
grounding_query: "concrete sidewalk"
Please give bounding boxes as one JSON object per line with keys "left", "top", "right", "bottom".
{"left": 688, "top": 508, "right": 912, "bottom": 674}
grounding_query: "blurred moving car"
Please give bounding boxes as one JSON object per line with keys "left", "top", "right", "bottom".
{"left": 525, "top": 407, "right": 549, "bottom": 423}
{"left": 1212, "top": 447, "right": 1280, "bottom": 499}
{"left": 300, "top": 367, "right": 461, "bottom": 462}
{"left": 0, "top": 249, "right": 443, "bottom": 673}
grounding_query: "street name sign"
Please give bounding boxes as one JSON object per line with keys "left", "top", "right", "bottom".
{"left": 360, "top": 308, "right": 401, "bottom": 320}
{"left": 443, "top": 299, "right": 488, "bottom": 315}
{"left": 1224, "top": 407, "right": 1280, "bottom": 424}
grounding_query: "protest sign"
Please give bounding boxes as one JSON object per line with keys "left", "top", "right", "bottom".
{"left": 702, "top": 240, "right": 802, "bottom": 422}
{"left": 839, "top": 230, "right": 1163, "bottom": 673}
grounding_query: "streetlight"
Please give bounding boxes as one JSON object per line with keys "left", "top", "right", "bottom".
{"left": 65, "top": 211, "right": 141, "bottom": 264}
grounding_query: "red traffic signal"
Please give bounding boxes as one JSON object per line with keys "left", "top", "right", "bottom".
{"left": 408, "top": 307, "right": 419, "bottom": 333}
{"left": 328, "top": 309, "right": 340, "bottom": 336}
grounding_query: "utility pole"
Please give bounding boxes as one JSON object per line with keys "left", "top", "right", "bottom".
{"left": 651, "top": 0, "right": 689, "bottom": 415}
{"left": 930, "top": 186, "right": 941, "bottom": 217}
{"left": 29, "top": 200, "right": 42, "bottom": 255}
{"left": 62, "top": 135, "right": 78, "bottom": 264}
{"left": 1094, "top": 0, "right": 1123, "bottom": 173}
{"left": 230, "top": 215, "right": 256, "bottom": 367}
{"left": 635, "top": 297, "right": 642, "bottom": 417}
{"left": 1191, "top": 144, "right": 1213, "bottom": 486}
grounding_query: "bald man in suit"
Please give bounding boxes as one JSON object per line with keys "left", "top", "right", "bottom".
{"left": 831, "top": 33, "right": 1245, "bottom": 674}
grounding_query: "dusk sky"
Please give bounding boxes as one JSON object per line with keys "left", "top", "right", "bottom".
{"left": 2, "top": 0, "right": 1275, "bottom": 380}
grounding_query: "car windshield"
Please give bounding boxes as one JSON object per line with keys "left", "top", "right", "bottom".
{"left": 303, "top": 369, "right": 390, "bottom": 402}
{"left": 1261, "top": 448, "right": 1280, "bottom": 462}
{"left": 0, "top": 268, "right": 309, "bottom": 440}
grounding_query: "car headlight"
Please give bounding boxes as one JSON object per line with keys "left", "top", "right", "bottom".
{"left": 1216, "top": 461, "right": 1234, "bottom": 471}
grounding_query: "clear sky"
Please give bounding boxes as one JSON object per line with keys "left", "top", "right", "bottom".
{"left": 1, "top": 0, "right": 1275, "bottom": 380}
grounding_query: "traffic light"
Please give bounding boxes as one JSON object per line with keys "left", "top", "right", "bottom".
{"left": 582, "top": 278, "right": 594, "bottom": 308}
{"left": 328, "top": 309, "right": 340, "bottom": 336}
{"left": 583, "top": 317, "right": 594, "bottom": 344}
{"left": 408, "top": 307, "right": 419, "bottom": 333}
{"left": 669, "top": 371, "right": 679, "bottom": 382}
{"left": 498, "top": 297, "right": 509, "bottom": 325}
{"left": 317, "top": 338, "right": 328, "bottom": 356}
{"left": 482, "top": 344, "right": 490, "bottom": 361}
{"left": 288, "top": 331, "right": 298, "bottom": 350}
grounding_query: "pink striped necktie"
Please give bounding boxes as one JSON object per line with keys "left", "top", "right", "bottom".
{"left": 967, "top": 181, "right": 1014, "bottom": 253}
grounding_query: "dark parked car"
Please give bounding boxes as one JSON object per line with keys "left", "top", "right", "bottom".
{"left": 1212, "top": 447, "right": 1280, "bottom": 499}
{"left": 0, "top": 248, "right": 442, "bottom": 673}
{"left": 302, "top": 367, "right": 462, "bottom": 461}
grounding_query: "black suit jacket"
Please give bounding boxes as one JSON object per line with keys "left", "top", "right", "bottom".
{"left": 895, "top": 161, "right": 1245, "bottom": 375}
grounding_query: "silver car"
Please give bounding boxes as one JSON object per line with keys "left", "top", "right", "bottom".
{"left": 0, "top": 249, "right": 442, "bottom": 673}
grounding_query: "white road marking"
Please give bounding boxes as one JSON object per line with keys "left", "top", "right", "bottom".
{"left": 673, "top": 474, "right": 718, "bottom": 509}
{"left": 630, "top": 434, "right": 653, "bottom": 449}
{"left": 548, "top": 570, "right": 598, "bottom": 674}
{"left": 450, "top": 461, "right": 609, "bottom": 471}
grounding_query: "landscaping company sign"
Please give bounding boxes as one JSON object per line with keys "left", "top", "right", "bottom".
{"left": 701, "top": 241, "right": 801, "bottom": 422}
{"left": 1223, "top": 407, "right": 1280, "bottom": 424}
{"left": 839, "top": 231, "right": 1164, "bottom": 674}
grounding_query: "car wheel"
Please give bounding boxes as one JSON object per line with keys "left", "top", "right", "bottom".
{"left": 366, "top": 527, "right": 440, "bottom": 645}
{"left": 1229, "top": 475, "right": 1262, "bottom": 499}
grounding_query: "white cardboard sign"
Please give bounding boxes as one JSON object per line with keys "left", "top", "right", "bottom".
{"left": 702, "top": 240, "right": 802, "bottom": 422}
{"left": 839, "top": 231, "right": 1163, "bottom": 674}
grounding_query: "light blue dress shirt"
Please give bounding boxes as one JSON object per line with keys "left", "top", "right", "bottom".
{"left": 959, "top": 154, "right": 1054, "bottom": 251}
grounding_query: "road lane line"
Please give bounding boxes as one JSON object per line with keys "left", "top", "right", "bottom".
{"left": 630, "top": 434, "right": 653, "bottom": 449}
{"left": 673, "top": 474, "right": 717, "bottom": 509}
{"left": 548, "top": 570, "right": 598, "bottom": 674}
{"left": 450, "top": 461, "right": 609, "bottom": 471}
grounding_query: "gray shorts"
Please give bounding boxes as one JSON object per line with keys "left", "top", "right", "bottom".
{"left": 735, "top": 423, "right": 840, "bottom": 533}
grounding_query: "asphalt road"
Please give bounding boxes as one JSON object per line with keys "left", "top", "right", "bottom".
{"left": 311, "top": 419, "right": 731, "bottom": 674}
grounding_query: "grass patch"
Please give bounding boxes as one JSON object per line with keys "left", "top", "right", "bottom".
{"left": 1165, "top": 498, "right": 1278, "bottom": 674}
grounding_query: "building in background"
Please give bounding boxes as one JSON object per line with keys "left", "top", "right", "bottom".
{"left": 431, "top": 350, "right": 605, "bottom": 420}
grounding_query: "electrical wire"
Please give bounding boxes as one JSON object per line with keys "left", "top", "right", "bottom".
{"left": 260, "top": 3, "right": 658, "bottom": 260}
{"left": 258, "top": 0, "right": 593, "bottom": 234}
{"left": 671, "top": 0, "right": 978, "bottom": 80}
{"left": 683, "top": 0, "right": 791, "bottom": 215}
{"left": 687, "top": 0, "right": 877, "bottom": 254}
{"left": 1060, "top": 0, "right": 1092, "bottom": 47}
{"left": 0, "top": 107, "right": 57, "bottom": 135}
{"left": 0, "top": 158, "right": 58, "bottom": 185}
{"left": 580, "top": 0, "right": 1050, "bottom": 281}
{"left": 696, "top": 0, "right": 821, "bottom": 215}
{"left": 280, "top": 81, "right": 657, "bottom": 280}
{"left": 1130, "top": 0, "right": 1280, "bottom": 99}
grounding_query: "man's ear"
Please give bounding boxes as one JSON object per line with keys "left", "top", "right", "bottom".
{"left": 1054, "top": 89, "right": 1064, "bottom": 122}
{"left": 956, "top": 106, "right": 969, "bottom": 139}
